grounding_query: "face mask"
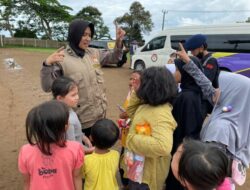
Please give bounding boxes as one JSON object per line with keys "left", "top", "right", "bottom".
{"left": 197, "top": 52, "right": 204, "bottom": 59}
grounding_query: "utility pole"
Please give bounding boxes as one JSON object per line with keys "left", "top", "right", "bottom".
{"left": 162, "top": 10, "right": 167, "bottom": 30}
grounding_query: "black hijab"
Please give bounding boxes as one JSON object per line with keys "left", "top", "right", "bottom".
{"left": 174, "top": 56, "right": 203, "bottom": 92}
{"left": 67, "top": 19, "right": 95, "bottom": 57}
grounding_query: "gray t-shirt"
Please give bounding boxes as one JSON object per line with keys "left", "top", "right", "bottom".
{"left": 67, "top": 109, "right": 83, "bottom": 144}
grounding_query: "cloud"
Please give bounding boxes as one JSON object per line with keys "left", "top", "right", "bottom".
{"left": 177, "top": 17, "right": 204, "bottom": 26}
{"left": 2, "top": 0, "right": 250, "bottom": 39}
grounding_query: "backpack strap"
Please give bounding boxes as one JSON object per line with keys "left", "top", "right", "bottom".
{"left": 203, "top": 56, "right": 213, "bottom": 67}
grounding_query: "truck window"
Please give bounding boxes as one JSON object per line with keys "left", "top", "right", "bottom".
{"left": 141, "top": 36, "right": 166, "bottom": 52}
{"left": 206, "top": 34, "right": 250, "bottom": 53}
{"left": 171, "top": 35, "right": 190, "bottom": 50}
{"left": 171, "top": 34, "right": 250, "bottom": 53}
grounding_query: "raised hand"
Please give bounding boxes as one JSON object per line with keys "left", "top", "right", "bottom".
{"left": 45, "top": 46, "right": 65, "bottom": 65}
{"left": 114, "top": 20, "right": 126, "bottom": 48}
{"left": 175, "top": 43, "right": 191, "bottom": 64}
{"left": 117, "top": 27, "right": 126, "bottom": 41}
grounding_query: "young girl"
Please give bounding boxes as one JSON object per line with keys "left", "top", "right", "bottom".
{"left": 118, "top": 70, "right": 142, "bottom": 189}
{"left": 82, "top": 118, "right": 120, "bottom": 190}
{"left": 126, "top": 66, "right": 177, "bottom": 190}
{"left": 18, "top": 100, "right": 84, "bottom": 190}
{"left": 171, "top": 139, "right": 230, "bottom": 190}
{"left": 51, "top": 76, "right": 94, "bottom": 153}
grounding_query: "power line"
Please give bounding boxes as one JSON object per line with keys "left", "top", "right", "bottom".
{"left": 167, "top": 10, "right": 250, "bottom": 13}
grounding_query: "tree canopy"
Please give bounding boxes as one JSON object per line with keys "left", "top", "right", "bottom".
{"left": 0, "top": 0, "right": 72, "bottom": 40}
{"left": 0, "top": 0, "right": 17, "bottom": 37}
{"left": 17, "top": 0, "right": 72, "bottom": 40}
{"left": 74, "top": 6, "right": 111, "bottom": 40}
{"left": 115, "top": 1, "right": 153, "bottom": 43}
{"left": 0, "top": 1, "right": 155, "bottom": 42}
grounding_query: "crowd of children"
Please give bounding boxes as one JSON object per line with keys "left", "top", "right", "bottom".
{"left": 18, "top": 34, "right": 250, "bottom": 190}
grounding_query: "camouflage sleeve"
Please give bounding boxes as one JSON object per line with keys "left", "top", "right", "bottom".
{"left": 99, "top": 47, "right": 123, "bottom": 66}
{"left": 40, "top": 62, "right": 63, "bottom": 92}
{"left": 183, "top": 60, "right": 215, "bottom": 104}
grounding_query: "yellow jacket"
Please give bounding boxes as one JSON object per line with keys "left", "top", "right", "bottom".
{"left": 126, "top": 92, "right": 177, "bottom": 190}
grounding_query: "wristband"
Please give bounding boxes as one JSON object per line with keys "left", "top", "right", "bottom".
{"left": 43, "top": 61, "right": 51, "bottom": 67}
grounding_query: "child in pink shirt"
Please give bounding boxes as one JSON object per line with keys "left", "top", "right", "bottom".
{"left": 18, "top": 100, "right": 84, "bottom": 190}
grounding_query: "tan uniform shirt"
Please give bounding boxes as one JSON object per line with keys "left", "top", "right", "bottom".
{"left": 40, "top": 45, "right": 122, "bottom": 129}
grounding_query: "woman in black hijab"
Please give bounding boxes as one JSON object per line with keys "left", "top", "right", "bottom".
{"left": 67, "top": 19, "right": 95, "bottom": 57}
{"left": 41, "top": 19, "right": 125, "bottom": 138}
{"left": 165, "top": 56, "right": 205, "bottom": 190}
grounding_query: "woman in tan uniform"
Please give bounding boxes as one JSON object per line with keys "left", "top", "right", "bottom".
{"left": 40, "top": 19, "right": 125, "bottom": 136}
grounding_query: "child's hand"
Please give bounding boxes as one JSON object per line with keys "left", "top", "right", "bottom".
{"left": 119, "top": 112, "right": 128, "bottom": 119}
{"left": 82, "top": 135, "right": 95, "bottom": 154}
{"left": 82, "top": 135, "right": 93, "bottom": 148}
{"left": 84, "top": 146, "right": 95, "bottom": 154}
{"left": 176, "top": 43, "right": 191, "bottom": 64}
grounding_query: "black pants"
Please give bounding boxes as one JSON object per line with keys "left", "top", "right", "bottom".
{"left": 128, "top": 180, "right": 150, "bottom": 190}
{"left": 119, "top": 147, "right": 129, "bottom": 187}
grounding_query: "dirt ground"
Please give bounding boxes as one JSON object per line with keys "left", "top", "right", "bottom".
{"left": 0, "top": 48, "right": 249, "bottom": 190}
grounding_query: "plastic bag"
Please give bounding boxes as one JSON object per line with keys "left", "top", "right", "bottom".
{"left": 124, "top": 150, "right": 145, "bottom": 183}
{"left": 124, "top": 122, "right": 151, "bottom": 183}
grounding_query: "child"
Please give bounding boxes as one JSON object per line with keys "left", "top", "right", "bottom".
{"left": 118, "top": 70, "right": 141, "bottom": 189}
{"left": 126, "top": 66, "right": 177, "bottom": 190}
{"left": 18, "top": 100, "right": 84, "bottom": 190}
{"left": 120, "top": 70, "right": 142, "bottom": 117}
{"left": 82, "top": 118, "right": 120, "bottom": 190}
{"left": 171, "top": 139, "right": 230, "bottom": 190}
{"left": 51, "top": 76, "right": 94, "bottom": 154}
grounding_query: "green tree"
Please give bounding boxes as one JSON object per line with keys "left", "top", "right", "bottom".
{"left": 115, "top": 1, "right": 153, "bottom": 43}
{"left": 1, "top": 0, "right": 72, "bottom": 40}
{"left": 246, "top": 17, "right": 250, "bottom": 23}
{"left": 17, "top": 0, "right": 72, "bottom": 40}
{"left": 74, "top": 6, "right": 111, "bottom": 40}
{"left": 14, "top": 27, "right": 37, "bottom": 38}
{"left": 0, "top": 0, "right": 17, "bottom": 37}
{"left": 14, "top": 20, "right": 37, "bottom": 38}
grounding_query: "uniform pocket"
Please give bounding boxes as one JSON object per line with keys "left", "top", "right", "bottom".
{"left": 69, "top": 72, "right": 88, "bottom": 99}
{"left": 69, "top": 72, "right": 83, "bottom": 86}
{"left": 95, "top": 69, "right": 104, "bottom": 83}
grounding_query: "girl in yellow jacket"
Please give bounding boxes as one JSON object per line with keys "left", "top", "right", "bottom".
{"left": 126, "top": 66, "right": 177, "bottom": 190}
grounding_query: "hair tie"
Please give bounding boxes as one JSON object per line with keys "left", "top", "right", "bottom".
{"left": 222, "top": 106, "right": 232, "bottom": 112}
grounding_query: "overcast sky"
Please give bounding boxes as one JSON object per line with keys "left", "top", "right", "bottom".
{"left": 60, "top": 0, "right": 250, "bottom": 41}
{"left": 1, "top": 0, "right": 250, "bottom": 41}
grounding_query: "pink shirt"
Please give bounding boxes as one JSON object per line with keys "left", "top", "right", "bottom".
{"left": 18, "top": 141, "right": 84, "bottom": 190}
{"left": 216, "top": 178, "right": 232, "bottom": 190}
